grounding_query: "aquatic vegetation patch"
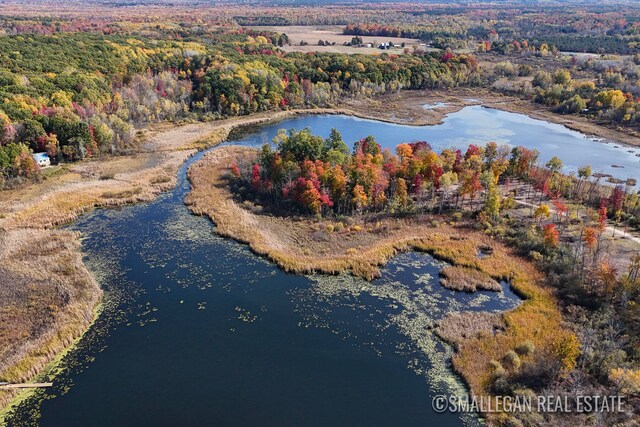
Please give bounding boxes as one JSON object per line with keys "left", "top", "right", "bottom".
{"left": 295, "top": 252, "right": 504, "bottom": 426}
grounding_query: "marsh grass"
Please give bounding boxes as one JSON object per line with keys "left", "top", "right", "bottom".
{"left": 0, "top": 107, "right": 409, "bottom": 415}
{"left": 174, "top": 108, "right": 359, "bottom": 152}
{"left": 0, "top": 229, "right": 101, "bottom": 414}
{"left": 436, "top": 312, "right": 504, "bottom": 346}
{"left": 101, "top": 187, "right": 143, "bottom": 199}
{"left": 177, "top": 127, "right": 232, "bottom": 151}
{"left": 439, "top": 266, "right": 502, "bottom": 292}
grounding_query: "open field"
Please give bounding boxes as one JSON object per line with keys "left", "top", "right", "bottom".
{"left": 254, "top": 25, "right": 425, "bottom": 54}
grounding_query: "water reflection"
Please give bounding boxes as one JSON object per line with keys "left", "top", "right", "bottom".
{"left": 228, "top": 106, "right": 640, "bottom": 183}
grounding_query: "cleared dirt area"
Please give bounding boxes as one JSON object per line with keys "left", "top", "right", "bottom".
{"left": 255, "top": 25, "right": 424, "bottom": 54}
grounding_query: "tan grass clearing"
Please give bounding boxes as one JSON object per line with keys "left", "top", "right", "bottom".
{"left": 436, "top": 311, "right": 505, "bottom": 347}
{"left": 0, "top": 228, "right": 101, "bottom": 414}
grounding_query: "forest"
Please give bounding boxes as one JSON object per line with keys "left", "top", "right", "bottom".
{"left": 488, "top": 54, "right": 640, "bottom": 132}
{"left": 3, "top": 2, "right": 640, "bottom": 184}
{"left": 0, "top": 29, "right": 478, "bottom": 183}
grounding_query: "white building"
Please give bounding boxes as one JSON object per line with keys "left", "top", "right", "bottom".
{"left": 32, "top": 152, "right": 51, "bottom": 167}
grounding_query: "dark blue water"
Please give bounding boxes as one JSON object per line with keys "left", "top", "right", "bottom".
{"left": 4, "top": 111, "right": 533, "bottom": 426}
{"left": 231, "top": 106, "right": 640, "bottom": 183}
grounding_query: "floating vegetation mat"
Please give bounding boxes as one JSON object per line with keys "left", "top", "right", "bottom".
{"left": 293, "top": 252, "right": 522, "bottom": 427}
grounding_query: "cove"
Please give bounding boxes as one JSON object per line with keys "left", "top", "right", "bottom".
{"left": 232, "top": 105, "right": 640, "bottom": 184}
{"left": 3, "top": 109, "right": 544, "bottom": 427}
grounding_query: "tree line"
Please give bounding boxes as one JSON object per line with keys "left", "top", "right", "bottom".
{"left": 0, "top": 29, "right": 480, "bottom": 185}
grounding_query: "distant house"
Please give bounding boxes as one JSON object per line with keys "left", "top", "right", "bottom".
{"left": 32, "top": 152, "right": 50, "bottom": 167}
{"left": 378, "top": 42, "right": 402, "bottom": 50}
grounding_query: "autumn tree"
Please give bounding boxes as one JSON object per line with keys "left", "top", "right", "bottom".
{"left": 392, "top": 178, "right": 408, "bottom": 210}
{"left": 439, "top": 171, "right": 457, "bottom": 213}
{"left": 483, "top": 177, "right": 501, "bottom": 220}
{"left": 534, "top": 204, "right": 551, "bottom": 225}
{"left": 543, "top": 223, "right": 560, "bottom": 249}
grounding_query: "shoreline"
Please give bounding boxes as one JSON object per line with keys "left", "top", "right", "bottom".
{"left": 0, "top": 229, "right": 102, "bottom": 417}
{"left": 1, "top": 91, "right": 636, "bottom": 231}
{"left": 0, "top": 299, "right": 103, "bottom": 424}
{"left": 0, "top": 90, "right": 626, "bottom": 416}
{"left": 359, "top": 89, "right": 640, "bottom": 148}
{"left": 482, "top": 97, "right": 640, "bottom": 149}
{"left": 0, "top": 107, "right": 385, "bottom": 415}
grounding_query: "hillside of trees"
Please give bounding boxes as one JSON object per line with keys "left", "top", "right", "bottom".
{"left": 3, "top": 2, "right": 640, "bottom": 186}
{"left": 0, "top": 28, "right": 479, "bottom": 185}
{"left": 489, "top": 55, "right": 640, "bottom": 132}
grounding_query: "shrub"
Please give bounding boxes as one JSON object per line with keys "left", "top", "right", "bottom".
{"left": 529, "top": 251, "right": 544, "bottom": 262}
{"left": 490, "top": 359, "right": 506, "bottom": 378}
{"left": 503, "top": 350, "right": 522, "bottom": 370}
{"left": 325, "top": 223, "right": 335, "bottom": 232}
{"left": 515, "top": 340, "right": 535, "bottom": 356}
{"left": 609, "top": 368, "right": 640, "bottom": 394}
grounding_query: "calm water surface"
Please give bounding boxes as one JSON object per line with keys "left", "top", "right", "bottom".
{"left": 10, "top": 106, "right": 603, "bottom": 426}
{"left": 233, "top": 106, "right": 640, "bottom": 183}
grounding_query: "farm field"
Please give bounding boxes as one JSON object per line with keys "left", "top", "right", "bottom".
{"left": 254, "top": 25, "right": 426, "bottom": 54}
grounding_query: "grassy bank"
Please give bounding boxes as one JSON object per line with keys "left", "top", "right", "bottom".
{"left": 0, "top": 229, "right": 102, "bottom": 415}
{"left": 186, "top": 145, "right": 576, "bottom": 420}
{"left": 1, "top": 92, "right": 610, "bottom": 417}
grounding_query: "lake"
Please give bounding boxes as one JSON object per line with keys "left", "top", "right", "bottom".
{"left": 7, "top": 105, "right": 626, "bottom": 426}
{"left": 232, "top": 106, "right": 640, "bottom": 184}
